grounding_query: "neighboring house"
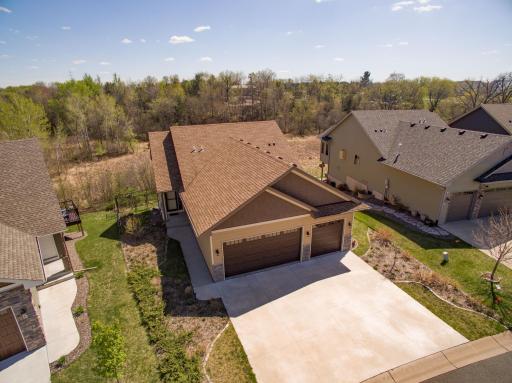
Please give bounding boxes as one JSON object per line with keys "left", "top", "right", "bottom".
{"left": 149, "top": 121, "right": 365, "bottom": 281}
{"left": 450, "top": 104, "right": 512, "bottom": 135}
{"left": 0, "top": 139, "right": 73, "bottom": 366}
{"left": 320, "top": 110, "right": 512, "bottom": 224}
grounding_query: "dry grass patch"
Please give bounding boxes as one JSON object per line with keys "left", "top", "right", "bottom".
{"left": 286, "top": 135, "right": 323, "bottom": 177}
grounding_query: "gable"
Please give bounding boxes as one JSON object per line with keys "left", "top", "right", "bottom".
{"left": 272, "top": 172, "right": 343, "bottom": 206}
{"left": 450, "top": 107, "right": 509, "bottom": 135}
{"left": 215, "top": 190, "right": 309, "bottom": 230}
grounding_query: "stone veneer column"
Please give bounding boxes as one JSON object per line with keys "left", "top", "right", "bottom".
{"left": 0, "top": 286, "right": 46, "bottom": 352}
{"left": 301, "top": 225, "right": 312, "bottom": 261}
{"left": 342, "top": 218, "right": 353, "bottom": 251}
{"left": 470, "top": 189, "right": 484, "bottom": 219}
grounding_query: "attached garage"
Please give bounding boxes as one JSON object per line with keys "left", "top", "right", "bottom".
{"left": 223, "top": 228, "right": 302, "bottom": 277}
{"left": 479, "top": 188, "right": 512, "bottom": 218}
{"left": 311, "top": 220, "right": 343, "bottom": 257}
{"left": 0, "top": 308, "right": 26, "bottom": 361}
{"left": 446, "top": 192, "right": 474, "bottom": 222}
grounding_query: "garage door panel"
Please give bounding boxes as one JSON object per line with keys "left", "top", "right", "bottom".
{"left": 479, "top": 189, "right": 512, "bottom": 218}
{"left": 0, "top": 309, "right": 26, "bottom": 361}
{"left": 224, "top": 229, "right": 301, "bottom": 277}
{"left": 311, "top": 220, "right": 343, "bottom": 257}
{"left": 446, "top": 192, "right": 474, "bottom": 222}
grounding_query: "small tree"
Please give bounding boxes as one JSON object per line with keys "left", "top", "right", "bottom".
{"left": 92, "top": 321, "right": 126, "bottom": 383}
{"left": 474, "top": 208, "right": 512, "bottom": 305}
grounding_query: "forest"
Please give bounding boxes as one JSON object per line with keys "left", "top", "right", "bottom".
{"left": 1, "top": 70, "right": 511, "bottom": 208}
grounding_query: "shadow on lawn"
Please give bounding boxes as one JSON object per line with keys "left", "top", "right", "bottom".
{"left": 366, "top": 211, "right": 475, "bottom": 251}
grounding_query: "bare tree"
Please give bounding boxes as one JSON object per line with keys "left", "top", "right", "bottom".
{"left": 495, "top": 72, "right": 512, "bottom": 103}
{"left": 474, "top": 208, "right": 512, "bottom": 305}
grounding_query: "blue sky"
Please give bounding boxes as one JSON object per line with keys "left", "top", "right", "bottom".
{"left": 0, "top": 0, "right": 511, "bottom": 86}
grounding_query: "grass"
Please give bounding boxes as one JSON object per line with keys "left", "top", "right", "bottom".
{"left": 52, "top": 211, "right": 160, "bottom": 383}
{"left": 206, "top": 324, "right": 257, "bottom": 383}
{"left": 353, "top": 211, "right": 512, "bottom": 328}
{"left": 398, "top": 283, "right": 506, "bottom": 340}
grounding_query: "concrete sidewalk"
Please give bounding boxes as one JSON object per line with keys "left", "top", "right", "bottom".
{"left": 364, "top": 331, "right": 512, "bottom": 383}
{"left": 166, "top": 213, "right": 220, "bottom": 300}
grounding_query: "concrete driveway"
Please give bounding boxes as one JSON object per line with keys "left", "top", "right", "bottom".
{"left": 441, "top": 218, "right": 512, "bottom": 269}
{"left": 0, "top": 347, "right": 50, "bottom": 383}
{"left": 217, "top": 251, "right": 467, "bottom": 383}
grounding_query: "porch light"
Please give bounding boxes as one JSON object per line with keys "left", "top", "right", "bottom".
{"left": 215, "top": 249, "right": 220, "bottom": 255}
{"left": 306, "top": 231, "right": 310, "bottom": 236}
{"left": 348, "top": 221, "right": 352, "bottom": 227}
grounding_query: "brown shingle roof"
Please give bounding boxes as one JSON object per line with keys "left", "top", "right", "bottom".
{"left": 481, "top": 104, "right": 512, "bottom": 134}
{"left": 0, "top": 138, "right": 65, "bottom": 236}
{"left": 382, "top": 122, "right": 512, "bottom": 186}
{"left": 148, "top": 131, "right": 183, "bottom": 192}
{"left": 170, "top": 121, "right": 298, "bottom": 189}
{"left": 0, "top": 222, "right": 44, "bottom": 281}
{"left": 180, "top": 139, "right": 293, "bottom": 236}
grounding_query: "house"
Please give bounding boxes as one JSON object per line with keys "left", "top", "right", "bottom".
{"left": 320, "top": 110, "right": 512, "bottom": 224}
{"left": 0, "top": 139, "right": 73, "bottom": 370}
{"left": 450, "top": 104, "right": 512, "bottom": 135}
{"left": 149, "top": 121, "right": 365, "bottom": 281}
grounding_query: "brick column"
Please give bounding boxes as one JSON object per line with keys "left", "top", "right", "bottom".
{"left": 301, "top": 225, "right": 312, "bottom": 261}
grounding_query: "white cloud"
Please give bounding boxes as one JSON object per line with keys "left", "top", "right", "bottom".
{"left": 414, "top": 4, "right": 442, "bottom": 12}
{"left": 164, "top": 57, "right": 175, "bottom": 62}
{"left": 99, "top": 61, "right": 111, "bottom": 65}
{"left": 99, "top": 71, "right": 110, "bottom": 75}
{"left": 333, "top": 57, "right": 345, "bottom": 62}
{"left": 72, "top": 59, "right": 86, "bottom": 65}
{"left": 417, "top": 0, "right": 430, "bottom": 3}
{"left": 481, "top": 49, "right": 499, "bottom": 55}
{"left": 286, "top": 30, "right": 302, "bottom": 36}
{"left": 0, "top": 40, "right": 5, "bottom": 44}
{"left": 0, "top": 6, "right": 12, "bottom": 13}
{"left": 121, "top": 38, "right": 132, "bottom": 44}
{"left": 61, "top": 26, "right": 71, "bottom": 30}
{"left": 398, "top": 41, "right": 409, "bottom": 45}
{"left": 0, "top": 54, "right": 11, "bottom": 59}
{"left": 199, "top": 56, "right": 212, "bottom": 62}
{"left": 378, "top": 43, "right": 393, "bottom": 48}
{"left": 9, "top": 28, "right": 20, "bottom": 34}
{"left": 391, "top": 1, "right": 414, "bottom": 11}
{"left": 314, "top": 44, "right": 325, "bottom": 49}
{"left": 140, "top": 38, "right": 146, "bottom": 43}
{"left": 169, "top": 35, "right": 194, "bottom": 44}
{"left": 278, "top": 70, "right": 290, "bottom": 73}
{"left": 27, "top": 65, "right": 39, "bottom": 70}
{"left": 194, "top": 25, "right": 211, "bottom": 33}
{"left": 26, "top": 35, "right": 39, "bottom": 41}
{"left": 314, "top": 0, "right": 333, "bottom": 3}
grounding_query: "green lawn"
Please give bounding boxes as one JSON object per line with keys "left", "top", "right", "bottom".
{"left": 353, "top": 211, "right": 512, "bottom": 329}
{"left": 206, "top": 324, "right": 257, "bottom": 383}
{"left": 52, "top": 212, "right": 160, "bottom": 383}
{"left": 398, "top": 283, "right": 506, "bottom": 340}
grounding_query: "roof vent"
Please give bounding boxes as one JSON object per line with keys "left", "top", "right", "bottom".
{"left": 277, "top": 156, "right": 283, "bottom": 160}
{"left": 374, "top": 129, "right": 378, "bottom": 133}
{"left": 424, "top": 125, "right": 430, "bottom": 129}
{"left": 198, "top": 145, "right": 205, "bottom": 152}
{"left": 272, "top": 142, "right": 276, "bottom": 146}
{"left": 480, "top": 134, "right": 488, "bottom": 139}
{"left": 291, "top": 163, "right": 298, "bottom": 167}
{"left": 458, "top": 130, "right": 466, "bottom": 135}
{"left": 393, "top": 153, "right": 400, "bottom": 164}
{"left": 410, "top": 123, "right": 416, "bottom": 127}
{"left": 191, "top": 145, "right": 197, "bottom": 153}
{"left": 255, "top": 146, "right": 260, "bottom": 149}
{"left": 440, "top": 128, "right": 447, "bottom": 132}
{"left": 239, "top": 138, "right": 244, "bottom": 141}
{"left": 268, "top": 143, "right": 271, "bottom": 146}
{"left": 266, "top": 151, "right": 271, "bottom": 154}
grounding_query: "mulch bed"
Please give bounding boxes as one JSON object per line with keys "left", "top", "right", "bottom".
{"left": 50, "top": 231, "right": 92, "bottom": 373}
{"left": 121, "top": 215, "right": 228, "bottom": 379}
{"left": 362, "top": 229, "right": 497, "bottom": 319}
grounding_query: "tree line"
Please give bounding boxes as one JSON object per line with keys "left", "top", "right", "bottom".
{"left": 1, "top": 70, "right": 511, "bottom": 162}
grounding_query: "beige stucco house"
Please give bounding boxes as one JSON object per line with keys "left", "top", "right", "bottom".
{"left": 0, "top": 138, "right": 73, "bottom": 366}
{"left": 320, "top": 110, "right": 512, "bottom": 225}
{"left": 149, "top": 121, "right": 365, "bottom": 281}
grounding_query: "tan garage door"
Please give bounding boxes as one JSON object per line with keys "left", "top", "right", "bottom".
{"left": 446, "top": 192, "right": 474, "bottom": 222}
{"left": 479, "top": 188, "right": 512, "bottom": 218}
{"left": 223, "top": 228, "right": 302, "bottom": 277}
{"left": 311, "top": 220, "right": 343, "bottom": 257}
{"left": 0, "top": 309, "right": 26, "bottom": 361}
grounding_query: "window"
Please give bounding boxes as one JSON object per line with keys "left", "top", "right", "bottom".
{"left": 339, "top": 149, "right": 346, "bottom": 160}
{"left": 165, "top": 191, "right": 182, "bottom": 212}
{"left": 354, "top": 154, "right": 360, "bottom": 165}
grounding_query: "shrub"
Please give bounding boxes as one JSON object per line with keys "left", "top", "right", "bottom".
{"left": 124, "top": 215, "right": 144, "bottom": 237}
{"left": 91, "top": 321, "right": 126, "bottom": 382}
{"left": 73, "top": 305, "right": 85, "bottom": 317}
{"left": 74, "top": 271, "right": 84, "bottom": 279}
{"left": 127, "top": 262, "right": 201, "bottom": 382}
{"left": 56, "top": 355, "right": 66, "bottom": 367}
{"left": 375, "top": 228, "right": 392, "bottom": 244}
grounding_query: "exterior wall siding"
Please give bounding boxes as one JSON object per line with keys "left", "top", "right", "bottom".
{"left": 450, "top": 108, "right": 509, "bottom": 135}
{"left": 273, "top": 172, "right": 341, "bottom": 206}
{"left": 326, "top": 115, "right": 445, "bottom": 222}
{"left": 216, "top": 191, "right": 309, "bottom": 230}
{"left": 0, "top": 286, "right": 45, "bottom": 353}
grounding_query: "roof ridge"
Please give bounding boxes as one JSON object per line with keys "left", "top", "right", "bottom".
{"left": 398, "top": 120, "right": 512, "bottom": 139}
{"left": 227, "top": 136, "right": 298, "bottom": 167}
{"left": 170, "top": 120, "right": 277, "bottom": 131}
